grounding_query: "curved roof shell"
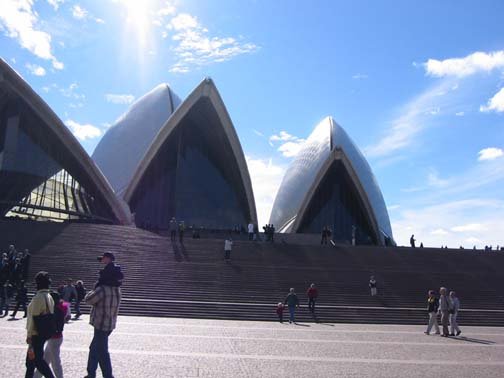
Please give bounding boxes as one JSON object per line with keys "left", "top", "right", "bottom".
{"left": 124, "top": 78, "right": 257, "bottom": 227}
{"left": 92, "top": 84, "right": 181, "bottom": 195}
{"left": 0, "top": 58, "right": 130, "bottom": 224}
{"left": 269, "top": 116, "right": 393, "bottom": 244}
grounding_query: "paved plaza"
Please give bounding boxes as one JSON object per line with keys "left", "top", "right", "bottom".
{"left": 1, "top": 315, "right": 503, "bottom": 377}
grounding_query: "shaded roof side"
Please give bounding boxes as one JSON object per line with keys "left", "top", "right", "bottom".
{"left": 269, "top": 116, "right": 393, "bottom": 243}
{"left": 124, "top": 78, "right": 257, "bottom": 224}
{"left": 92, "top": 83, "right": 182, "bottom": 194}
{"left": 0, "top": 58, "right": 130, "bottom": 225}
{"left": 269, "top": 117, "right": 332, "bottom": 230}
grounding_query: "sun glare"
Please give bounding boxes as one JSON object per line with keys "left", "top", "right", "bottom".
{"left": 120, "top": 0, "right": 155, "bottom": 48}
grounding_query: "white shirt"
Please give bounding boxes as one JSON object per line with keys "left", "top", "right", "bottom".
{"left": 248, "top": 223, "right": 254, "bottom": 233}
{"left": 224, "top": 239, "right": 233, "bottom": 251}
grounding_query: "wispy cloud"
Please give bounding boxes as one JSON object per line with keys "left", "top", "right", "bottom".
{"left": 425, "top": 50, "right": 504, "bottom": 78}
{"left": 269, "top": 131, "right": 306, "bottom": 158}
{"left": 25, "top": 63, "right": 46, "bottom": 76}
{"left": 71, "top": 4, "right": 104, "bottom": 23}
{"left": 478, "top": 147, "right": 503, "bottom": 161}
{"left": 246, "top": 156, "right": 286, "bottom": 226}
{"left": 0, "top": 0, "right": 63, "bottom": 69}
{"left": 65, "top": 119, "right": 102, "bottom": 140}
{"left": 46, "top": 0, "right": 65, "bottom": 11}
{"left": 352, "top": 73, "right": 368, "bottom": 80}
{"left": 252, "top": 129, "right": 264, "bottom": 137}
{"left": 105, "top": 94, "right": 135, "bottom": 104}
{"left": 157, "top": 13, "right": 258, "bottom": 73}
{"left": 480, "top": 87, "right": 504, "bottom": 113}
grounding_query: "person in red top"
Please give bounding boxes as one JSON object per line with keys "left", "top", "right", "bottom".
{"left": 306, "top": 283, "right": 318, "bottom": 313}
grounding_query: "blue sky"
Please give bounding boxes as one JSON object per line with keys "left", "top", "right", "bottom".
{"left": 1, "top": 0, "right": 504, "bottom": 247}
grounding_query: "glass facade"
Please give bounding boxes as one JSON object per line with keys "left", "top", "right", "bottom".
{"left": 297, "top": 161, "right": 376, "bottom": 244}
{"left": 129, "top": 97, "right": 251, "bottom": 230}
{"left": 0, "top": 95, "right": 117, "bottom": 223}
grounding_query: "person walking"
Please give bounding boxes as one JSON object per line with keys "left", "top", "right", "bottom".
{"left": 25, "top": 271, "right": 55, "bottom": 378}
{"left": 178, "top": 221, "right": 185, "bottom": 243}
{"left": 439, "top": 287, "right": 451, "bottom": 337}
{"left": 410, "top": 235, "right": 416, "bottom": 248}
{"left": 424, "top": 290, "right": 440, "bottom": 335}
{"left": 369, "top": 276, "right": 377, "bottom": 296}
{"left": 276, "top": 303, "right": 284, "bottom": 323}
{"left": 284, "top": 288, "right": 299, "bottom": 324}
{"left": 248, "top": 223, "right": 254, "bottom": 241}
{"left": 74, "top": 280, "right": 86, "bottom": 319}
{"left": 169, "top": 217, "right": 177, "bottom": 242}
{"left": 11, "top": 280, "right": 28, "bottom": 318}
{"left": 61, "top": 279, "right": 77, "bottom": 317}
{"left": 449, "top": 291, "right": 461, "bottom": 336}
{"left": 34, "top": 292, "right": 69, "bottom": 378}
{"left": 84, "top": 252, "right": 122, "bottom": 378}
{"left": 306, "top": 283, "right": 318, "bottom": 313}
{"left": 224, "top": 238, "right": 233, "bottom": 262}
{"left": 0, "top": 281, "right": 14, "bottom": 317}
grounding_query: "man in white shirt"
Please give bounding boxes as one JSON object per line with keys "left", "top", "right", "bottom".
{"left": 449, "top": 291, "right": 461, "bottom": 336}
{"left": 247, "top": 223, "right": 254, "bottom": 241}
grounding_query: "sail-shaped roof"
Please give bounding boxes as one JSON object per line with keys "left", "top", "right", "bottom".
{"left": 0, "top": 58, "right": 129, "bottom": 224}
{"left": 124, "top": 78, "right": 257, "bottom": 229}
{"left": 270, "top": 117, "right": 393, "bottom": 245}
{"left": 93, "top": 84, "right": 181, "bottom": 195}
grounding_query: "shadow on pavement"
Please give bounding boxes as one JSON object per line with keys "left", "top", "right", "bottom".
{"left": 451, "top": 336, "right": 495, "bottom": 345}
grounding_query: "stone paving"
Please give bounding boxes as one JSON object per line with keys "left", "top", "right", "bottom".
{"left": 1, "top": 315, "right": 503, "bottom": 377}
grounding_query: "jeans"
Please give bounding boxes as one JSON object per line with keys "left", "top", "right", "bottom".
{"left": 288, "top": 306, "right": 296, "bottom": 323}
{"left": 75, "top": 300, "right": 81, "bottom": 316}
{"left": 450, "top": 312, "right": 460, "bottom": 334}
{"left": 224, "top": 250, "right": 231, "bottom": 260}
{"left": 441, "top": 311, "right": 450, "bottom": 336}
{"left": 34, "top": 337, "right": 63, "bottom": 378}
{"left": 25, "top": 336, "right": 55, "bottom": 378}
{"left": 87, "top": 329, "right": 113, "bottom": 378}
{"left": 426, "top": 311, "right": 440, "bottom": 334}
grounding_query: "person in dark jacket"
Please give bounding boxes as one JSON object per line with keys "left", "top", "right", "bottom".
{"left": 284, "top": 288, "right": 299, "bottom": 324}
{"left": 11, "top": 280, "right": 28, "bottom": 318}
{"left": 74, "top": 280, "right": 86, "bottom": 319}
{"left": 96, "top": 253, "right": 123, "bottom": 288}
{"left": 424, "top": 290, "right": 440, "bottom": 335}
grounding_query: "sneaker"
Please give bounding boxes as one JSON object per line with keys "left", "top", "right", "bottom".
{"left": 456, "top": 330, "right": 461, "bottom": 336}
{"left": 449, "top": 333, "right": 455, "bottom": 336}
{"left": 434, "top": 332, "right": 440, "bottom": 335}
{"left": 441, "top": 334, "right": 448, "bottom": 337}
{"left": 424, "top": 331, "right": 429, "bottom": 335}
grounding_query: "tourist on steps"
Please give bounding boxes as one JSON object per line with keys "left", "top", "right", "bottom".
{"left": 284, "top": 288, "right": 300, "bottom": 324}
{"left": 224, "top": 238, "right": 233, "bottom": 262}
{"left": 74, "top": 280, "right": 86, "bottom": 319}
{"left": 169, "top": 217, "right": 177, "bottom": 242}
{"left": 306, "top": 283, "right": 318, "bottom": 313}
{"left": 369, "top": 276, "right": 377, "bottom": 296}
{"left": 410, "top": 235, "right": 416, "bottom": 248}
{"left": 424, "top": 290, "right": 440, "bottom": 335}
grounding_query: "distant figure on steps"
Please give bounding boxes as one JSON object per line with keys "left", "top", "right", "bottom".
{"left": 369, "top": 276, "right": 377, "bottom": 296}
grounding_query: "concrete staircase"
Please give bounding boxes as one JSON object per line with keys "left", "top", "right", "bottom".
{"left": 2, "top": 220, "right": 504, "bottom": 325}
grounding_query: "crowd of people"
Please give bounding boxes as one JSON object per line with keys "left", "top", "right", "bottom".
{"left": 1, "top": 245, "right": 31, "bottom": 318}
{"left": 18, "top": 251, "right": 123, "bottom": 378}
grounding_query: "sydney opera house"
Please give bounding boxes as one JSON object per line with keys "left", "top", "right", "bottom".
{"left": 0, "top": 58, "right": 393, "bottom": 245}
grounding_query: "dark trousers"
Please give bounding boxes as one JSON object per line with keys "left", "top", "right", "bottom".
{"left": 278, "top": 313, "right": 283, "bottom": 323}
{"left": 87, "top": 328, "right": 113, "bottom": 378}
{"left": 170, "top": 230, "right": 176, "bottom": 241}
{"left": 179, "top": 231, "right": 184, "bottom": 243}
{"left": 25, "top": 335, "right": 55, "bottom": 378}
{"left": 75, "top": 300, "right": 82, "bottom": 316}
{"left": 12, "top": 300, "right": 27, "bottom": 317}
{"left": 321, "top": 236, "right": 327, "bottom": 244}
{"left": 308, "top": 298, "right": 316, "bottom": 312}
{"left": 224, "top": 250, "right": 231, "bottom": 260}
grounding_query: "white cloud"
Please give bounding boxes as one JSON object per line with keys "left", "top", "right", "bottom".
{"left": 480, "top": 88, "right": 504, "bottom": 113}
{"left": 387, "top": 204, "right": 400, "bottom": 211}
{"left": 478, "top": 147, "right": 503, "bottom": 161}
{"left": 46, "top": 0, "right": 64, "bottom": 11}
{"left": 391, "top": 199, "right": 504, "bottom": 248}
{"left": 427, "top": 169, "right": 450, "bottom": 188}
{"left": 65, "top": 119, "right": 102, "bottom": 140}
{"left": 246, "top": 156, "right": 286, "bottom": 226}
{"left": 365, "top": 81, "right": 454, "bottom": 158}
{"left": 72, "top": 5, "right": 88, "bottom": 20}
{"left": 58, "top": 83, "right": 85, "bottom": 100}
{"left": 455, "top": 111, "right": 465, "bottom": 116}
{"left": 450, "top": 223, "right": 486, "bottom": 233}
{"left": 25, "top": 63, "right": 46, "bottom": 76}
{"left": 425, "top": 50, "right": 504, "bottom": 78}
{"left": 105, "top": 94, "right": 135, "bottom": 104}
{"left": 0, "top": 0, "right": 63, "bottom": 69}
{"left": 269, "top": 131, "right": 306, "bottom": 158}
{"left": 157, "top": 4, "right": 176, "bottom": 17}
{"left": 252, "top": 129, "right": 264, "bottom": 137}
{"left": 431, "top": 228, "right": 449, "bottom": 235}
{"left": 165, "top": 13, "right": 259, "bottom": 73}
{"left": 352, "top": 73, "right": 368, "bottom": 80}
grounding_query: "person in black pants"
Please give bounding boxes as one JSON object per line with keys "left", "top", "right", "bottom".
{"left": 11, "top": 281, "right": 28, "bottom": 318}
